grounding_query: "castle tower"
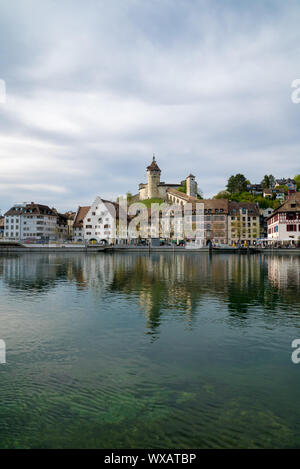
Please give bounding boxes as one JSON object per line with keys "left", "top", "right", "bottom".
{"left": 186, "top": 174, "right": 198, "bottom": 198}
{"left": 147, "top": 155, "right": 161, "bottom": 199}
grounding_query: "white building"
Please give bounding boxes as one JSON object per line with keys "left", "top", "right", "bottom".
{"left": 267, "top": 193, "right": 300, "bottom": 243}
{"left": 73, "top": 197, "right": 118, "bottom": 243}
{"left": 4, "top": 202, "right": 58, "bottom": 241}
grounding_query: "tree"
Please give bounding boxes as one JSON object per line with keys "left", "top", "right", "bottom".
{"left": 261, "top": 174, "right": 275, "bottom": 189}
{"left": 116, "top": 192, "right": 133, "bottom": 204}
{"left": 226, "top": 174, "right": 248, "bottom": 194}
{"left": 294, "top": 175, "right": 300, "bottom": 191}
{"left": 177, "top": 181, "right": 187, "bottom": 193}
{"left": 214, "top": 190, "right": 231, "bottom": 199}
{"left": 276, "top": 184, "right": 289, "bottom": 195}
{"left": 197, "top": 189, "right": 204, "bottom": 199}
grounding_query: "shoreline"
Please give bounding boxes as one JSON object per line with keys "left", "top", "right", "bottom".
{"left": 0, "top": 245, "right": 300, "bottom": 254}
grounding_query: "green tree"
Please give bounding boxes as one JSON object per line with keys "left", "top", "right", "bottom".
{"left": 214, "top": 190, "right": 231, "bottom": 199}
{"left": 294, "top": 175, "right": 300, "bottom": 191}
{"left": 226, "top": 174, "right": 248, "bottom": 194}
{"left": 197, "top": 189, "right": 204, "bottom": 199}
{"left": 261, "top": 174, "right": 275, "bottom": 189}
{"left": 276, "top": 184, "right": 289, "bottom": 195}
{"left": 177, "top": 181, "right": 187, "bottom": 193}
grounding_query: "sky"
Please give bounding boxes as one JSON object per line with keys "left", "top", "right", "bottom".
{"left": 0, "top": 0, "right": 300, "bottom": 213}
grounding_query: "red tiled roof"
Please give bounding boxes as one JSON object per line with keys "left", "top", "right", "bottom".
{"left": 4, "top": 203, "right": 57, "bottom": 217}
{"left": 73, "top": 206, "right": 90, "bottom": 228}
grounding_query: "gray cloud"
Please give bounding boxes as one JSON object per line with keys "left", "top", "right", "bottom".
{"left": 0, "top": 0, "right": 300, "bottom": 213}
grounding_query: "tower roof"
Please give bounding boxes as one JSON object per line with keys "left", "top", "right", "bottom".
{"left": 147, "top": 155, "right": 161, "bottom": 172}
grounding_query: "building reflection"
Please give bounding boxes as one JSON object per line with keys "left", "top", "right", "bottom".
{"left": 264, "top": 255, "right": 300, "bottom": 290}
{"left": 0, "top": 252, "right": 299, "bottom": 338}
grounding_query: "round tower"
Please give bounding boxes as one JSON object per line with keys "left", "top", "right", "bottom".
{"left": 186, "top": 174, "right": 198, "bottom": 198}
{"left": 147, "top": 155, "right": 161, "bottom": 199}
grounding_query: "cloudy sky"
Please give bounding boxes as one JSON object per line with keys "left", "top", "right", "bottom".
{"left": 0, "top": 0, "right": 300, "bottom": 212}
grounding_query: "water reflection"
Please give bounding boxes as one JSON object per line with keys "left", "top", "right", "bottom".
{"left": 0, "top": 252, "right": 299, "bottom": 338}
{"left": 0, "top": 252, "right": 300, "bottom": 449}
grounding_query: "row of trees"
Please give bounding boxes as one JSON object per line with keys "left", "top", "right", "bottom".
{"left": 226, "top": 173, "right": 279, "bottom": 194}
{"left": 225, "top": 173, "right": 300, "bottom": 194}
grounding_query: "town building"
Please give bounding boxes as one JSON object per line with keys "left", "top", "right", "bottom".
{"left": 275, "top": 178, "right": 297, "bottom": 193}
{"left": 273, "top": 188, "right": 286, "bottom": 202}
{"left": 64, "top": 211, "right": 76, "bottom": 239}
{"left": 141, "top": 189, "right": 227, "bottom": 246}
{"left": 4, "top": 202, "right": 57, "bottom": 241}
{"left": 0, "top": 216, "right": 4, "bottom": 238}
{"left": 73, "top": 206, "right": 90, "bottom": 242}
{"left": 55, "top": 212, "right": 70, "bottom": 240}
{"left": 228, "top": 201, "right": 260, "bottom": 246}
{"left": 260, "top": 207, "right": 274, "bottom": 239}
{"left": 247, "top": 184, "right": 263, "bottom": 195}
{"left": 73, "top": 197, "right": 119, "bottom": 244}
{"left": 267, "top": 193, "right": 300, "bottom": 244}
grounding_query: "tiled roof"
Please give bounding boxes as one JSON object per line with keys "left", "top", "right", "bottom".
{"left": 271, "top": 192, "right": 300, "bottom": 215}
{"left": 4, "top": 203, "right": 57, "bottom": 217}
{"left": 276, "top": 178, "right": 296, "bottom": 185}
{"left": 202, "top": 199, "right": 229, "bottom": 212}
{"left": 167, "top": 188, "right": 198, "bottom": 203}
{"left": 167, "top": 189, "right": 230, "bottom": 213}
{"left": 147, "top": 157, "right": 161, "bottom": 172}
{"left": 73, "top": 206, "right": 90, "bottom": 228}
{"left": 228, "top": 201, "right": 260, "bottom": 216}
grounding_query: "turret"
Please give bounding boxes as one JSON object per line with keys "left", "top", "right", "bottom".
{"left": 147, "top": 155, "right": 161, "bottom": 199}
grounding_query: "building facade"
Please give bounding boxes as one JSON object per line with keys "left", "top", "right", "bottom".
{"left": 4, "top": 203, "right": 57, "bottom": 241}
{"left": 73, "top": 198, "right": 119, "bottom": 244}
{"left": 267, "top": 193, "right": 300, "bottom": 243}
{"left": 0, "top": 216, "right": 4, "bottom": 238}
{"left": 228, "top": 202, "right": 260, "bottom": 246}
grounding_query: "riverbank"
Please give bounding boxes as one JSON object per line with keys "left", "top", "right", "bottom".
{"left": 1, "top": 244, "right": 300, "bottom": 254}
